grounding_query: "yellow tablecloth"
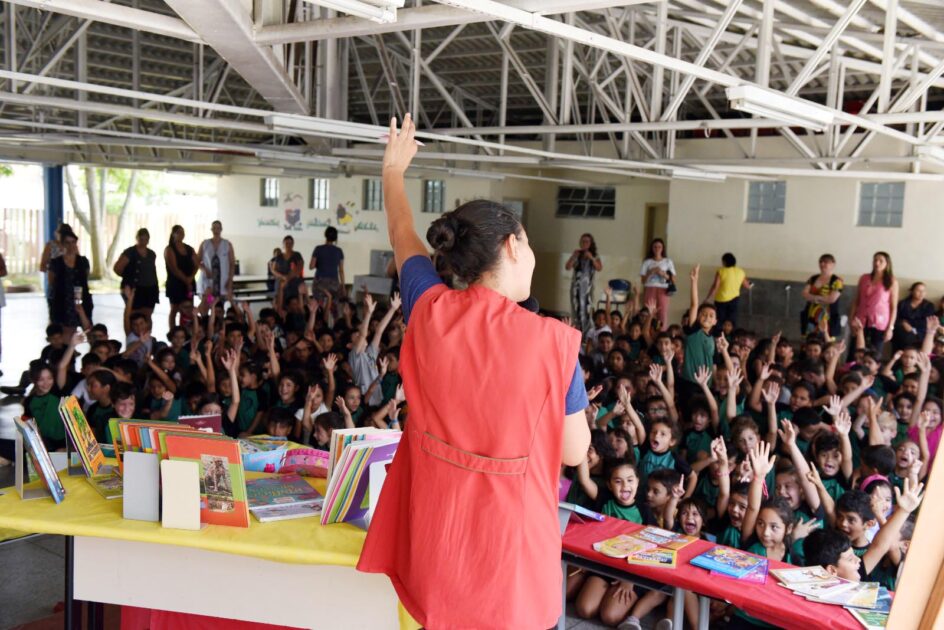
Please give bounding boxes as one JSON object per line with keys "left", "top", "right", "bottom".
{"left": 0, "top": 472, "right": 420, "bottom": 629}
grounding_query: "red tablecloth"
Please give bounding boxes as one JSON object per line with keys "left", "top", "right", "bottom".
{"left": 562, "top": 518, "right": 860, "bottom": 630}
{"left": 120, "top": 606, "right": 303, "bottom": 630}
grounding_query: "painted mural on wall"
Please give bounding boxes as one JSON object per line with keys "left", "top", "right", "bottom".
{"left": 254, "top": 195, "right": 381, "bottom": 235}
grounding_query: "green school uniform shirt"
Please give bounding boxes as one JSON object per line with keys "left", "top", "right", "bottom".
{"left": 694, "top": 475, "right": 720, "bottom": 511}
{"left": 734, "top": 542, "right": 792, "bottom": 628}
{"left": 684, "top": 429, "right": 712, "bottom": 463}
{"left": 28, "top": 393, "right": 65, "bottom": 442}
{"left": 224, "top": 388, "right": 260, "bottom": 432}
{"left": 718, "top": 524, "right": 741, "bottom": 550}
{"left": 602, "top": 500, "right": 643, "bottom": 524}
{"left": 87, "top": 403, "right": 116, "bottom": 443}
{"left": 566, "top": 473, "right": 604, "bottom": 510}
{"left": 821, "top": 476, "right": 847, "bottom": 502}
{"left": 682, "top": 328, "right": 715, "bottom": 383}
{"left": 149, "top": 397, "right": 181, "bottom": 421}
{"left": 639, "top": 449, "right": 676, "bottom": 485}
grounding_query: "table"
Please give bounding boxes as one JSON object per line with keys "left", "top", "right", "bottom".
{"left": 561, "top": 518, "right": 861, "bottom": 630}
{"left": 0, "top": 472, "right": 418, "bottom": 629}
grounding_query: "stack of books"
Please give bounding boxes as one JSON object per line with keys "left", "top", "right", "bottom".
{"left": 58, "top": 397, "right": 122, "bottom": 499}
{"left": 321, "top": 429, "right": 401, "bottom": 526}
{"left": 592, "top": 526, "right": 699, "bottom": 569}
{"left": 770, "top": 568, "right": 892, "bottom": 628}
{"left": 690, "top": 546, "right": 769, "bottom": 583}
{"left": 246, "top": 473, "right": 324, "bottom": 522}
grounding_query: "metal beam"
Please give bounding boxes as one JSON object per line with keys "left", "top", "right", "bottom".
{"left": 785, "top": 0, "right": 868, "bottom": 96}
{"left": 879, "top": 0, "right": 898, "bottom": 112}
{"left": 756, "top": 0, "right": 775, "bottom": 87}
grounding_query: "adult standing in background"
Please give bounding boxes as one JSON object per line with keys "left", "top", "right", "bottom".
{"left": 39, "top": 223, "right": 72, "bottom": 323}
{"left": 707, "top": 252, "right": 752, "bottom": 334}
{"left": 164, "top": 224, "right": 199, "bottom": 330}
{"left": 565, "top": 233, "right": 602, "bottom": 333}
{"left": 893, "top": 282, "right": 935, "bottom": 351}
{"left": 113, "top": 228, "right": 159, "bottom": 318}
{"left": 48, "top": 227, "right": 92, "bottom": 336}
{"left": 198, "top": 220, "right": 235, "bottom": 302}
{"left": 801, "top": 253, "right": 843, "bottom": 338}
{"left": 850, "top": 251, "right": 898, "bottom": 353}
{"left": 309, "top": 226, "right": 346, "bottom": 302}
{"left": 270, "top": 235, "right": 305, "bottom": 303}
{"left": 639, "top": 238, "right": 676, "bottom": 329}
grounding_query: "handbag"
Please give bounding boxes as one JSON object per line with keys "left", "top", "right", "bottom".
{"left": 666, "top": 281, "right": 677, "bottom": 296}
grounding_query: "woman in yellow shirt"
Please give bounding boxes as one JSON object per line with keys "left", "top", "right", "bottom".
{"left": 707, "top": 252, "right": 752, "bottom": 335}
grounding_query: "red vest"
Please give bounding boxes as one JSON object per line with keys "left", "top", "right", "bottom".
{"left": 357, "top": 284, "right": 581, "bottom": 629}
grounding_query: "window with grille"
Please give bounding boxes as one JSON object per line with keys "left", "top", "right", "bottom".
{"left": 555, "top": 187, "right": 616, "bottom": 218}
{"left": 363, "top": 178, "right": 383, "bottom": 211}
{"left": 746, "top": 181, "right": 786, "bottom": 224}
{"left": 310, "top": 178, "right": 329, "bottom": 210}
{"left": 858, "top": 182, "right": 904, "bottom": 228}
{"left": 422, "top": 180, "right": 445, "bottom": 214}
{"left": 260, "top": 178, "right": 279, "bottom": 207}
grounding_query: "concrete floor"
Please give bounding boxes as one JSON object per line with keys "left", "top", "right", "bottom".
{"left": 0, "top": 293, "right": 664, "bottom": 630}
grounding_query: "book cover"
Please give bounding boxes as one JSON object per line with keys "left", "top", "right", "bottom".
{"left": 251, "top": 502, "right": 324, "bottom": 523}
{"left": 789, "top": 577, "right": 859, "bottom": 600}
{"left": 87, "top": 472, "right": 123, "bottom": 500}
{"left": 633, "top": 526, "right": 698, "bottom": 550}
{"left": 122, "top": 451, "right": 160, "bottom": 522}
{"left": 245, "top": 473, "right": 323, "bottom": 509}
{"left": 848, "top": 609, "right": 888, "bottom": 630}
{"left": 805, "top": 582, "right": 880, "bottom": 609}
{"left": 179, "top": 414, "right": 223, "bottom": 434}
{"left": 592, "top": 534, "right": 656, "bottom": 559}
{"left": 165, "top": 434, "right": 249, "bottom": 528}
{"left": 14, "top": 417, "right": 66, "bottom": 503}
{"left": 59, "top": 396, "right": 105, "bottom": 476}
{"left": 280, "top": 448, "right": 330, "bottom": 477}
{"left": 712, "top": 560, "right": 768, "bottom": 584}
{"left": 770, "top": 566, "right": 834, "bottom": 586}
{"left": 690, "top": 546, "right": 767, "bottom": 578}
{"left": 321, "top": 436, "right": 400, "bottom": 525}
{"left": 627, "top": 548, "right": 678, "bottom": 569}
{"left": 160, "top": 459, "right": 201, "bottom": 530}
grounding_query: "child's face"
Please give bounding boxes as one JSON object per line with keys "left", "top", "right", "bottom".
{"left": 218, "top": 377, "right": 233, "bottom": 398}
{"left": 901, "top": 349, "right": 918, "bottom": 370}
{"left": 319, "top": 333, "right": 334, "bottom": 353}
{"left": 756, "top": 507, "right": 789, "bottom": 549}
{"left": 598, "top": 336, "right": 614, "bottom": 354}
{"left": 87, "top": 379, "right": 107, "bottom": 402}
{"left": 816, "top": 447, "right": 842, "bottom": 478}
{"left": 697, "top": 307, "right": 716, "bottom": 331}
{"left": 344, "top": 388, "right": 362, "bottom": 411}
{"left": 923, "top": 401, "right": 942, "bottom": 430}
{"left": 608, "top": 434, "right": 629, "bottom": 459}
{"left": 869, "top": 485, "right": 893, "bottom": 520}
{"left": 33, "top": 369, "right": 54, "bottom": 395}
{"left": 728, "top": 493, "right": 748, "bottom": 527}
{"left": 798, "top": 422, "right": 823, "bottom": 442}
{"left": 878, "top": 418, "right": 897, "bottom": 445}
{"left": 715, "top": 368, "right": 730, "bottom": 394}
{"left": 691, "top": 409, "right": 709, "bottom": 432}
{"left": 862, "top": 356, "right": 879, "bottom": 375}
{"left": 314, "top": 424, "right": 330, "bottom": 446}
{"left": 649, "top": 423, "right": 676, "bottom": 454}
{"left": 149, "top": 379, "right": 167, "bottom": 399}
{"left": 832, "top": 547, "right": 862, "bottom": 582}
{"left": 170, "top": 331, "right": 186, "bottom": 349}
{"left": 268, "top": 422, "right": 292, "bottom": 437}
{"left": 895, "top": 397, "right": 914, "bottom": 420}
{"left": 607, "top": 352, "right": 625, "bottom": 374}
{"left": 587, "top": 445, "right": 601, "bottom": 469}
{"left": 836, "top": 511, "right": 870, "bottom": 542}
{"left": 896, "top": 442, "right": 919, "bottom": 469}
{"left": 93, "top": 345, "right": 110, "bottom": 362}
{"left": 115, "top": 397, "right": 135, "bottom": 419}
{"left": 132, "top": 317, "right": 149, "bottom": 337}
{"left": 88, "top": 330, "right": 107, "bottom": 343}
{"left": 239, "top": 369, "right": 256, "bottom": 389}
{"left": 607, "top": 466, "right": 639, "bottom": 507}
{"left": 200, "top": 403, "right": 223, "bottom": 415}
{"left": 736, "top": 428, "right": 759, "bottom": 455}
{"left": 646, "top": 479, "right": 670, "bottom": 510}
{"left": 900, "top": 379, "right": 919, "bottom": 397}
{"left": 629, "top": 324, "right": 642, "bottom": 340}
{"left": 775, "top": 472, "right": 802, "bottom": 510}
{"left": 48, "top": 333, "right": 64, "bottom": 347}
{"left": 610, "top": 313, "right": 622, "bottom": 329}
{"left": 805, "top": 344, "right": 822, "bottom": 361}
{"left": 594, "top": 312, "right": 608, "bottom": 328}
{"left": 679, "top": 504, "right": 704, "bottom": 537}
{"left": 159, "top": 354, "right": 176, "bottom": 373}
{"left": 279, "top": 379, "right": 299, "bottom": 402}
{"left": 790, "top": 387, "right": 811, "bottom": 411}
{"left": 646, "top": 400, "right": 668, "bottom": 421}
{"left": 656, "top": 338, "right": 671, "bottom": 357}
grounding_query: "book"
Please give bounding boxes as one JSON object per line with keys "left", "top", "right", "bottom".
{"left": 690, "top": 546, "right": 767, "bottom": 578}
{"left": 165, "top": 434, "right": 250, "bottom": 528}
{"left": 627, "top": 548, "right": 678, "bottom": 569}
{"left": 321, "top": 435, "right": 401, "bottom": 525}
{"left": 592, "top": 534, "right": 656, "bottom": 559}
{"left": 178, "top": 414, "right": 223, "bottom": 434}
{"left": 848, "top": 609, "right": 888, "bottom": 630}
{"left": 712, "top": 560, "right": 768, "bottom": 584}
{"left": 160, "top": 459, "right": 201, "bottom": 530}
{"left": 58, "top": 396, "right": 105, "bottom": 476}
{"left": 239, "top": 439, "right": 288, "bottom": 473}
{"left": 14, "top": 417, "right": 66, "bottom": 503}
{"left": 632, "top": 526, "right": 698, "bottom": 551}
{"left": 87, "top": 472, "right": 123, "bottom": 500}
{"left": 251, "top": 502, "right": 323, "bottom": 523}
{"left": 788, "top": 577, "right": 859, "bottom": 600}
{"left": 280, "top": 448, "right": 330, "bottom": 478}
{"left": 803, "top": 582, "right": 880, "bottom": 609}
{"left": 122, "top": 451, "right": 160, "bottom": 522}
{"left": 770, "top": 566, "right": 834, "bottom": 586}
{"left": 326, "top": 428, "right": 398, "bottom": 481}
{"left": 245, "top": 473, "right": 323, "bottom": 509}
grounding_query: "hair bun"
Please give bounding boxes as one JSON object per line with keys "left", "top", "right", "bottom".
{"left": 427, "top": 214, "right": 460, "bottom": 252}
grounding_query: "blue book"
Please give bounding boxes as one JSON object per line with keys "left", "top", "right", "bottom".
{"left": 690, "top": 546, "right": 767, "bottom": 578}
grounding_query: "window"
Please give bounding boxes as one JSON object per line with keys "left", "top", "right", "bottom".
{"left": 858, "top": 182, "right": 904, "bottom": 227}
{"left": 555, "top": 187, "right": 616, "bottom": 218}
{"left": 260, "top": 178, "right": 279, "bottom": 207}
{"left": 310, "top": 178, "right": 330, "bottom": 210}
{"left": 746, "top": 180, "right": 786, "bottom": 224}
{"left": 363, "top": 178, "right": 383, "bottom": 211}
{"left": 423, "top": 180, "right": 445, "bottom": 214}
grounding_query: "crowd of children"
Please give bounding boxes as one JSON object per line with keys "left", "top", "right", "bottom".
{"left": 565, "top": 263, "right": 934, "bottom": 629}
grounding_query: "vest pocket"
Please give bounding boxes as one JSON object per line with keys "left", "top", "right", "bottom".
{"left": 420, "top": 431, "right": 528, "bottom": 475}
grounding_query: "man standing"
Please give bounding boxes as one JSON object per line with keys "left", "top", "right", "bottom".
{"left": 198, "top": 220, "right": 236, "bottom": 302}
{"left": 309, "top": 226, "right": 345, "bottom": 303}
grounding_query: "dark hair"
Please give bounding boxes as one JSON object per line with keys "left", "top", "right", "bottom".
{"left": 168, "top": 224, "right": 184, "bottom": 247}
{"left": 46, "top": 323, "right": 64, "bottom": 337}
{"left": 136, "top": 228, "right": 150, "bottom": 240}
{"left": 863, "top": 477, "right": 893, "bottom": 504}
{"left": 678, "top": 496, "right": 710, "bottom": 526}
{"left": 722, "top": 252, "right": 736, "bottom": 267}
{"left": 792, "top": 380, "right": 817, "bottom": 400}
{"left": 651, "top": 418, "right": 681, "bottom": 445}
{"left": 580, "top": 233, "right": 598, "bottom": 257}
{"left": 278, "top": 370, "right": 305, "bottom": 394}
{"left": 325, "top": 226, "right": 338, "bottom": 242}
{"left": 90, "top": 323, "right": 108, "bottom": 335}
{"left": 87, "top": 369, "right": 117, "bottom": 389}
{"left": 836, "top": 490, "right": 876, "bottom": 522}
{"left": 81, "top": 353, "right": 102, "bottom": 368}
{"left": 819, "top": 253, "right": 836, "bottom": 265}
{"left": 111, "top": 381, "right": 136, "bottom": 403}
{"left": 589, "top": 429, "right": 615, "bottom": 461}
{"left": 283, "top": 234, "right": 294, "bottom": 244}
{"left": 29, "top": 362, "right": 54, "bottom": 383}
{"left": 426, "top": 200, "right": 522, "bottom": 285}
{"left": 759, "top": 495, "right": 796, "bottom": 530}
{"left": 861, "top": 445, "right": 896, "bottom": 476}
{"left": 792, "top": 407, "right": 822, "bottom": 429}
{"left": 648, "top": 467, "right": 682, "bottom": 494}
{"left": 812, "top": 431, "right": 841, "bottom": 461}
{"left": 647, "top": 238, "right": 667, "bottom": 259}
{"left": 314, "top": 411, "right": 345, "bottom": 433}
{"left": 604, "top": 458, "right": 637, "bottom": 481}
{"left": 804, "top": 528, "right": 851, "bottom": 568}
{"left": 910, "top": 281, "right": 925, "bottom": 295}
{"left": 872, "top": 251, "right": 894, "bottom": 290}
{"left": 730, "top": 481, "right": 750, "bottom": 498}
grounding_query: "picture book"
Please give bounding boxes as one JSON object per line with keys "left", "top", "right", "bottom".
{"left": 280, "top": 448, "right": 330, "bottom": 478}
{"left": 712, "top": 560, "right": 768, "bottom": 584}
{"left": 165, "top": 434, "right": 249, "bottom": 528}
{"left": 803, "top": 582, "right": 880, "bottom": 609}
{"left": 632, "top": 526, "right": 698, "bottom": 551}
{"left": 178, "top": 414, "right": 223, "bottom": 434}
{"left": 245, "top": 473, "right": 323, "bottom": 509}
{"left": 848, "top": 609, "right": 888, "bottom": 630}
{"left": 690, "top": 546, "right": 767, "bottom": 578}
{"left": 87, "top": 472, "right": 123, "bottom": 500}
{"left": 322, "top": 435, "right": 400, "bottom": 525}
{"left": 627, "top": 548, "right": 678, "bottom": 569}
{"left": 160, "top": 459, "right": 201, "bottom": 531}
{"left": 770, "top": 566, "right": 834, "bottom": 587}
{"left": 14, "top": 417, "right": 66, "bottom": 503}
{"left": 251, "top": 502, "right": 323, "bottom": 523}
{"left": 59, "top": 396, "right": 105, "bottom": 476}
{"left": 327, "top": 428, "right": 398, "bottom": 481}
{"left": 592, "top": 534, "right": 656, "bottom": 559}
{"left": 788, "top": 577, "right": 859, "bottom": 600}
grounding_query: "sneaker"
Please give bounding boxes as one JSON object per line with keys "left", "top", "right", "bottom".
{"left": 617, "top": 617, "right": 642, "bottom": 630}
{"left": 655, "top": 620, "right": 673, "bottom": 630}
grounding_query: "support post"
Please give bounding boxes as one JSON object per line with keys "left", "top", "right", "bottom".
{"left": 43, "top": 165, "right": 63, "bottom": 244}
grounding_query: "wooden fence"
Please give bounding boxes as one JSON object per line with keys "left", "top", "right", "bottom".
{"left": 0, "top": 208, "right": 43, "bottom": 274}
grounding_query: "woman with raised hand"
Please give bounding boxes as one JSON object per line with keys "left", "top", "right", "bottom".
{"left": 357, "top": 114, "right": 591, "bottom": 629}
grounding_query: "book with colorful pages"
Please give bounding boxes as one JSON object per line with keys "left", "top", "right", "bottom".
{"left": 14, "top": 417, "right": 66, "bottom": 504}
{"left": 711, "top": 559, "right": 768, "bottom": 584}
{"left": 165, "top": 434, "right": 249, "bottom": 528}
{"left": 690, "top": 546, "right": 767, "bottom": 578}
{"left": 251, "top": 502, "right": 323, "bottom": 523}
{"left": 770, "top": 566, "right": 833, "bottom": 587}
{"left": 321, "top": 435, "right": 400, "bottom": 526}
{"left": 326, "top": 428, "right": 398, "bottom": 481}
{"left": 592, "top": 534, "right": 656, "bottom": 559}
{"left": 280, "top": 448, "right": 330, "bottom": 478}
{"left": 632, "top": 526, "right": 698, "bottom": 551}
{"left": 178, "top": 414, "right": 223, "bottom": 434}
{"left": 627, "top": 548, "right": 678, "bottom": 569}
{"left": 848, "top": 608, "right": 889, "bottom": 629}
{"left": 245, "top": 473, "right": 323, "bottom": 509}
{"left": 58, "top": 396, "right": 105, "bottom": 476}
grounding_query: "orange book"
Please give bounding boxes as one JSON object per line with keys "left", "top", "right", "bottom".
{"left": 165, "top": 434, "right": 249, "bottom": 528}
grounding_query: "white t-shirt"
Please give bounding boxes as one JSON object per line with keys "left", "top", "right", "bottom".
{"left": 640, "top": 258, "right": 677, "bottom": 289}
{"left": 295, "top": 402, "right": 329, "bottom": 423}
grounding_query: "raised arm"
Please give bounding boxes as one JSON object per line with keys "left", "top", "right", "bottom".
{"left": 353, "top": 293, "right": 377, "bottom": 354}
{"left": 649, "top": 363, "right": 679, "bottom": 424}
{"left": 687, "top": 264, "right": 701, "bottom": 324}
{"left": 221, "top": 349, "right": 240, "bottom": 424}
{"left": 370, "top": 292, "right": 402, "bottom": 351}
{"left": 910, "top": 352, "right": 932, "bottom": 427}
{"left": 778, "top": 419, "right": 821, "bottom": 511}
{"left": 57, "top": 330, "right": 84, "bottom": 390}
{"left": 726, "top": 366, "right": 744, "bottom": 422}
{"left": 742, "top": 441, "right": 775, "bottom": 540}
{"left": 694, "top": 366, "right": 720, "bottom": 432}
{"left": 707, "top": 271, "right": 721, "bottom": 302}
{"left": 921, "top": 315, "right": 938, "bottom": 356}
{"left": 383, "top": 115, "right": 428, "bottom": 275}
{"left": 713, "top": 438, "right": 731, "bottom": 518}
{"left": 862, "top": 479, "right": 923, "bottom": 575}
{"left": 834, "top": 409, "right": 854, "bottom": 481}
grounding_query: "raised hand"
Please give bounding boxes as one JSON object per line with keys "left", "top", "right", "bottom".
{"left": 617, "top": 384, "right": 632, "bottom": 410}
{"left": 378, "top": 355, "right": 389, "bottom": 377}
{"left": 390, "top": 291, "right": 402, "bottom": 312}
{"left": 161, "top": 390, "right": 174, "bottom": 402}
{"left": 671, "top": 476, "right": 686, "bottom": 500}
{"left": 690, "top": 264, "right": 700, "bottom": 281}
{"left": 322, "top": 353, "right": 339, "bottom": 373}
{"left": 919, "top": 410, "right": 934, "bottom": 432}
{"left": 71, "top": 330, "right": 87, "bottom": 346}
{"left": 335, "top": 395, "right": 350, "bottom": 416}
{"left": 834, "top": 408, "right": 852, "bottom": 436}
{"left": 649, "top": 362, "right": 665, "bottom": 384}
{"left": 364, "top": 293, "right": 376, "bottom": 316}
{"left": 758, "top": 361, "right": 773, "bottom": 382}
{"left": 587, "top": 384, "right": 603, "bottom": 402}
{"left": 894, "top": 478, "right": 925, "bottom": 513}
{"left": 710, "top": 436, "right": 728, "bottom": 464}
{"left": 748, "top": 441, "right": 775, "bottom": 478}
{"left": 604, "top": 285, "right": 613, "bottom": 299}
{"left": 716, "top": 333, "right": 729, "bottom": 354}
{"left": 806, "top": 465, "right": 824, "bottom": 488}
{"left": 612, "top": 401, "right": 626, "bottom": 417}
{"left": 395, "top": 384, "right": 406, "bottom": 404}
{"left": 761, "top": 382, "right": 781, "bottom": 405}
{"left": 771, "top": 330, "right": 782, "bottom": 348}
{"left": 644, "top": 298, "right": 658, "bottom": 315}
{"left": 728, "top": 365, "right": 744, "bottom": 392}
{"left": 382, "top": 114, "right": 419, "bottom": 174}
{"left": 694, "top": 365, "right": 711, "bottom": 387}
{"left": 778, "top": 418, "right": 797, "bottom": 447}
{"left": 792, "top": 517, "right": 821, "bottom": 541}
{"left": 823, "top": 394, "right": 843, "bottom": 418}
{"left": 306, "top": 384, "right": 322, "bottom": 405}
{"left": 917, "top": 351, "right": 932, "bottom": 373}
{"left": 220, "top": 349, "right": 237, "bottom": 371}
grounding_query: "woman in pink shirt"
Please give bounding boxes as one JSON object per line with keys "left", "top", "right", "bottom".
{"left": 850, "top": 251, "right": 899, "bottom": 353}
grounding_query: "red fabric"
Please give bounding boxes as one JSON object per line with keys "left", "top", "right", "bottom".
{"left": 120, "top": 607, "right": 303, "bottom": 630}
{"left": 562, "top": 519, "right": 861, "bottom": 630}
{"left": 358, "top": 284, "right": 582, "bottom": 630}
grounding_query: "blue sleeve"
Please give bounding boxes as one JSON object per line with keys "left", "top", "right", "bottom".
{"left": 565, "top": 361, "right": 588, "bottom": 415}
{"left": 401, "top": 255, "right": 444, "bottom": 323}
